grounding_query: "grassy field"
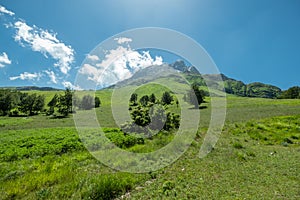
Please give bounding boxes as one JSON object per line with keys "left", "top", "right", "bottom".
{"left": 0, "top": 88, "right": 299, "bottom": 199}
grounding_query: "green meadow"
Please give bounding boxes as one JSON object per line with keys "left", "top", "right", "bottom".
{"left": 0, "top": 88, "right": 299, "bottom": 199}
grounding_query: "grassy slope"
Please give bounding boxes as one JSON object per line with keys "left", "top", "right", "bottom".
{"left": 129, "top": 115, "right": 300, "bottom": 199}
{"left": 0, "top": 88, "right": 299, "bottom": 199}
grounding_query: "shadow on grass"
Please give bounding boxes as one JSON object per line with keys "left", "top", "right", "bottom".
{"left": 188, "top": 105, "right": 208, "bottom": 110}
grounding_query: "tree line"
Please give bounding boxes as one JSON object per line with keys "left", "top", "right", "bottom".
{"left": 0, "top": 89, "right": 45, "bottom": 116}
{"left": 0, "top": 88, "right": 101, "bottom": 117}
{"left": 47, "top": 88, "right": 101, "bottom": 117}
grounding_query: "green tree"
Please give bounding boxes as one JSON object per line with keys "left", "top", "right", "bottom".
{"left": 129, "top": 93, "right": 138, "bottom": 105}
{"left": 64, "top": 87, "right": 73, "bottom": 113}
{"left": 57, "top": 96, "right": 69, "bottom": 116}
{"left": 19, "top": 93, "right": 45, "bottom": 116}
{"left": 161, "top": 91, "right": 173, "bottom": 105}
{"left": 57, "top": 88, "right": 73, "bottom": 116}
{"left": 139, "top": 95, "right": 149, "bottom": 107}
{"left": 47, "top": 94, "right": 58, "bottom": 115}
{"left": 149, "top": 93, "right": 156, "bottom": 103}
{"left": 280, "top": 86, "right": 300, "bottom": 99}
{"left": 95, "top": 96, "right": 101, "bottom": 108}
{"left": 48, "top": 94, "right": 58, "bottom": 107}
{"left": 72, "top": 95, "right": 81, "bottom": 108}
{"left": 130, "top": 105, "right": 151, "bottom": 127}
{"left": 80, "top": 95, "right": 94, "bottom": 110}
{"left": 163, "top": 112, "right": 180, "bottom": 131}
{"left": 185, "top": 83, "right": 204, "bottom": 108}
{"left": 0, "top": 89, "right": 19, "bottom": 116}
{"left": 32, "top": 94, "right": 45, "bottom": 114}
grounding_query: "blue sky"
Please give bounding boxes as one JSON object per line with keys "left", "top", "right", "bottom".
{"left": 0, "top": 0, "right": 299, "bottom": 90}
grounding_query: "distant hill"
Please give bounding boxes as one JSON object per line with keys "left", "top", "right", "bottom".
{"left": 170, "top": 61, "right": 282, "bottom": 99}
{"left": 106, "top": 61, "right": 283, "bottom": 98}
{"left": 0, "top": 86, "right": 62, "bottom": 91}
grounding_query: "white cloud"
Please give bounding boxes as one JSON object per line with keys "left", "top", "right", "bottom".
{"left": 79, "top": 42, "right": 164, "bottom": 88}
{"left": 153, "top": 56, "right": 163, "bottom": 65}
{"left": 45, "top": 70, "right": 57, "bottom": 84}
{"left": 0, "top": 52, "right": 11, "bottom": 67}
{"left": 96, "top": 46, "right": 131, "bottom": 69}
{"left": 14, "top": 21, "right": 74, "bottom": 74}
{"left": 62, "top": 81, "right": 82, "bottom": 90}
{"left": 114, "top": 37, "right": 132, "bottom": 44}
{"left": 126, "top": 51, "right": 163, "bottom": 69}
{"left": 80, "top": 64, "right": 99, "bottom": 76}
{"left": 10, "top": 72, "right": 41, "bottom": 81}
{"left": 0, "top": 5, "right": 15, "bottom": 16}
{"left": 87, "top": 54, "right": 99, "bottom": 61}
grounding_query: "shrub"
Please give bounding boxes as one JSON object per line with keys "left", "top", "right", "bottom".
{"left": 8, "top": 108, "right": 20, "bottom": 117}
{"left": 105, "top": 131, "right": 144, "bottom": 148}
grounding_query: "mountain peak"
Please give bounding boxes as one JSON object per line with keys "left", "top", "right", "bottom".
{"left": 170, "top": 60, "right": 200, "bottom": 74}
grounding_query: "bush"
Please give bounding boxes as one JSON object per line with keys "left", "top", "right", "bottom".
{"left": 105, "top": 131, "right": 144, "bottom": 148}
{"left": 8, "top": 109, "right": 20, "bottom": 117}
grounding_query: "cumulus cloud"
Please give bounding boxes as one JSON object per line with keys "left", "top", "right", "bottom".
{"left": 14, "top": 21, "right": 74, "bottom": 74}
{"left": 62, "top": 81, "right": 82, "bottom": 90}
{"left": 9, "top": 72, "right": 41, "bottom": 81}
{"left": 87, "top": 54, "right": 99, "bottom": 61}
{"left": 80, "top": 64, "right": 99, "bottom": 76}
{"left": 0, "top": 5, "right": 15, "bottom": 16}
{"left": 79, "top": 42, "right": 164, "bottom": 88}
{"left": 45, "top": 70, "right": 57, "bottom": 84}
{"left": 0, "top": 52, "right": 11, "bottom": 67}
{"left": 87, "top": 54, "right": 100, "bottom": 61}
{"left": 114, "top": 37, "right": 132, "bottom": 44}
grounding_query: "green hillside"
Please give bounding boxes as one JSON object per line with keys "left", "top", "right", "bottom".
{"left": 184, "top": 73, "right": 282, "bottom": 99}
{"left": 161, "top": 61, "right": 281, "bottom": 98}
{"left": 1, "top": 82, "right": 300, "bottom": 199}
